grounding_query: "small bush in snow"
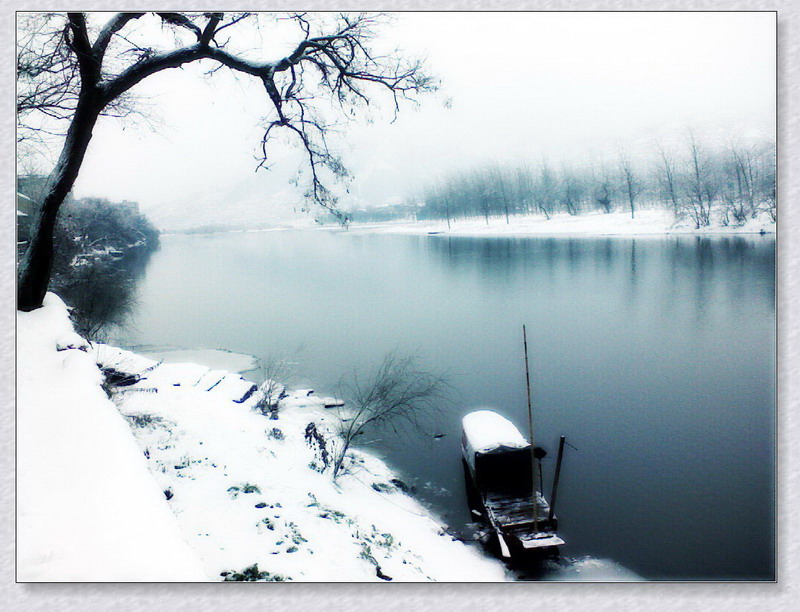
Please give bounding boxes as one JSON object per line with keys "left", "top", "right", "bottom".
{"left": 287, "top": 521, "right": 308, "bottom": 546}
{"left": 124, "top": 413, "right": 162, "bottom": 429}
{"left": 227, "top": 483, "right": 261, "bottom": 498}
{"left": 260, "top": 517, "right": 275, "bottom": 531}
{"left": 221, "top": 564, "right": 287, "bottom": 581}
{"left": 266, "top": 427, "right": 284, "bottom": 441}
{"left": 254, "top": 357, "right": 293, "bottom": 417}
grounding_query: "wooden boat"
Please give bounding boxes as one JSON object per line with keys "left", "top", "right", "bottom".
{"left": 462, "top": 409, "right": 565, "bottom": 558}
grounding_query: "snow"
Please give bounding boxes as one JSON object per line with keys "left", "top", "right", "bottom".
{"left": 17, "top": 294, "right": 207, "bottom": 581}
{"left": 542, "top": 557, "right": 643, "bottom": 581}
{"left": 137, "top": 347, "right": 259, "bottom": 374}
{"left": 18, "top": 295, "right": 508, "bottom": 582}
{"left": 96, "top": 359, "right": 508, "bottom": 581}
{"left": 462, "top": 409, "right": 530, "bottom": 456}
{"left": 342, "top": 208, "right": 776, "bottom": 238}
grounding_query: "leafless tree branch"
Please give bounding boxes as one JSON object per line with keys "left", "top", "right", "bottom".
{"left": 17, "top": 11, "right": 436, "bottom": 310}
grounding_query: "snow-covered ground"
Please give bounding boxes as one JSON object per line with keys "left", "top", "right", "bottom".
{"left": 134, "top": 346, "right": 259, "bottom": 375}
{"left": 17, "top": 294, "right": 508, "bottom": 582}
{"left": 17, "top": 295, "right": 207, "bottom": 581}
{"left": 343, "top": 208, "right": 776, "bottom": 238}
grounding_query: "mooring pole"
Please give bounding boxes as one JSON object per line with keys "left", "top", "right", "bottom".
{"left": 548, "top": 435, "right": 566, "bottom": 523}
{"left": 523, "top": 324, "right": 539, "bottom": 532}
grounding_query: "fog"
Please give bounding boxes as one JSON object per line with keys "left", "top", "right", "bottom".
{"left": 69, "top": 12, "right": 775, "bottom": 229}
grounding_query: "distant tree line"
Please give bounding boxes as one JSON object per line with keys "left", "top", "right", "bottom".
{"left": 336, "top": 203, "right": 421, "bottom": 224}
{"left": 17, "top": 180, "right": 159, "bottom": 338}
{"left": 18, "top": 187, "right": 159, "bottom": 271}
{"left": 414, "top": 135, "right": 775, "bottom": 229}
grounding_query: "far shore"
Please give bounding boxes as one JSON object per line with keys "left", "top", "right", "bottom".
{"left": 159, "top": 208, "right": 776, "bottom": 239}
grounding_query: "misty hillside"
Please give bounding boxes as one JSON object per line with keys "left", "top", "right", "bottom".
{"left": 144, "top": 173, "right": 315, "bottom": 233}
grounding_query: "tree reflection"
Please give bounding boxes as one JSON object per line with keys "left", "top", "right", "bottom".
{"left": 424, "top": 234, "right": 774, "bottom": 326}
{"left": 55, "top": 247, "right": 155, "bottom": 341}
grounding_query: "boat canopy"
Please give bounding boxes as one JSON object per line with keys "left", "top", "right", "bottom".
{"left": 462, "top": 410, "right": 529, "bottom": 453}
{"left": 462, "top": 409, "right": 529, "bottom": 463}
{"left": 462, "top": 409, "right": 535, "bottom": 493}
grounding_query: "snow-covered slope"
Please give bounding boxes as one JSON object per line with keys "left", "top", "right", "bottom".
{"left": 17, "top": 295, "right": 208, "bottom": 581}
{"left": 17, "top": 295, "right": 507, "bottom": 582}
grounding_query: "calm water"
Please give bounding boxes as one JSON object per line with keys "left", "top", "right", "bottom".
{"left": 117, "top": 230, "right": 775, "bottom": 580}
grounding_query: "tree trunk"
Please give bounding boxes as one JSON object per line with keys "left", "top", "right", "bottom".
{"left": 17, "top": 94, "right": 102, "bottom": 311}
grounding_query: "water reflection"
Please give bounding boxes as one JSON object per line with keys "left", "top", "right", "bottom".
{"left": 627, "top": 240, "right": 639, "bottom": 304}
{"left": 58, "top": 247, "right": 156, "bottom": 340}
{"left": 426, "top": 235, "right": 775, "bottom": 333}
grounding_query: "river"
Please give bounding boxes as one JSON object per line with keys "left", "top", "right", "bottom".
{"left": 114, "top": 229, "right": 775, "bottom": 581}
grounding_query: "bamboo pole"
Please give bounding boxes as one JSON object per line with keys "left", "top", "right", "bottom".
{"left": 522, "top": 324, "right": 539, "bottom": 532}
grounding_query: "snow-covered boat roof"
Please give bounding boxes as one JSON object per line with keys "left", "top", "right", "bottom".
{"left": 462, "top": 409, "right": 529, "bottom": 455}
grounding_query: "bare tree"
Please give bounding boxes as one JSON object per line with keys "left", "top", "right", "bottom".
{"left": 330, "top": 354, "right": 445, "bottom": 480}
{"left": 514, "top": 164, "right": 534, "bottom": 216}
{"left": 560, "top": 167, "right": 585, "bottom": 216}
{"left": 17, "top": 12, "right": 435, "bottom": 311}
{"left": 591, "top": 161, "right": 614, "bottom": 214}
{"left": 440, "top": 184, "right": 454, "bottom": 229}
{"left": 536, "top": 162, "right": 558, "bottom": 219}
{"left": 685, "top": 132, "right": 715, "bottom": 228}
{"left": 655, "top": 143, "right": 681, "bottom": 218}
{"left": 618, "top": 150, "right": 643, "bottom": 219}
{"left": 488, "top": 164, "right": 512, "bottom": 223}
{"left": 473, "top": 170, "right": 492, "bottom": 225}
{"left": 757, "top": 141, "right": 776, "bottom": 222}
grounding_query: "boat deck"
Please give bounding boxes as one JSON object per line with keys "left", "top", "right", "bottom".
{"left": 484, "top": 491, "right": 552, "bottom": 527}
{"left": 483, "top": 491, "right": 563, "bottom": 550}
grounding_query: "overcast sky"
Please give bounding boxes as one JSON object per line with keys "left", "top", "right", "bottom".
{"left": 67, "top": 11, "right": 775, "bottom": 225}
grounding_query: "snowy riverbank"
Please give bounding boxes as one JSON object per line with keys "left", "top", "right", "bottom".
{"left": 17, "top": 295, "right": 206, "bottom": 581}
{"left": 17, "top": 294, "right": 508, "bottom": 582}
{"left": 343, "top": 208, "right": 776, "bottom": 238}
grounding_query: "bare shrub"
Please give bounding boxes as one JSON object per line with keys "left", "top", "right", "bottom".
{"left": 254, "top": 356, "right": 293, "bottom": 418}
{"left": 330, "top": 354, "right": 446, "bottom": 480}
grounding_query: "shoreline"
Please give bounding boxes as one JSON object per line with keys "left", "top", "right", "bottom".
{"left": 157, "top": 208, "right": 776, "bottom": 239}
{"left": 17, "top": 297, "right": 642, "bottom": 581}
{"left": 342, "top": 208, "right": 775, "bottom": 238}
{"left": 17, "top": 295, "right": 510, "bottom": 582}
